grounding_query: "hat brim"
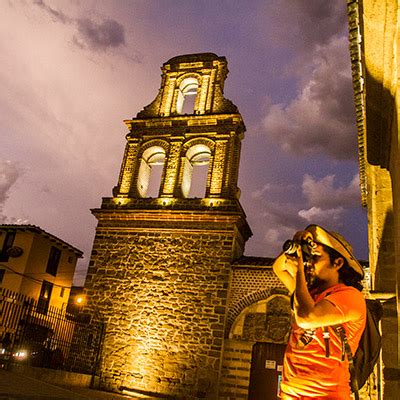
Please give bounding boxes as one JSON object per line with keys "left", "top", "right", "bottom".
{"left": 305, "top": 224, "right": 364, "bottom": 278}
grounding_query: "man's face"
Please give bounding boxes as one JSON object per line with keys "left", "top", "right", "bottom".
{"left": 305, "top": 244, "right": 336, "bottom": 289}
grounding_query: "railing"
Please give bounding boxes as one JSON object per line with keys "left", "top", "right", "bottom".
{"left": 0, "top": 287, "right": 104, "bottom": 375}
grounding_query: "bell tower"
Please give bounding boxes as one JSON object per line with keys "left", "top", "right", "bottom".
{"left": 85, "top": 53, "right": 252, "bottom": 399}
{"left": 113, "top": 53, "right": 243, "bottom": 201}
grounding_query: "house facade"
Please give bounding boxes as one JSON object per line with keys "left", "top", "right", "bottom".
{"left": 0, "top": 224, "right": 83, "bottom": 311}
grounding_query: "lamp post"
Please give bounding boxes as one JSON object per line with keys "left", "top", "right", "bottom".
{"left": 72, "top": 294, "right": 106, "bottom": 389}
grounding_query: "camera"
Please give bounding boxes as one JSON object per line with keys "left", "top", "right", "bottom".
{"left": 282, "top": 237, "right": 316, "bottom": 263}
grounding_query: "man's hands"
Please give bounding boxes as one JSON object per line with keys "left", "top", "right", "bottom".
{"left": 272, "top": 230, "right": 315, "bottom": 294}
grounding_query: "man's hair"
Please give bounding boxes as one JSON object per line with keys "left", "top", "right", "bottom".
{"left": 322, "top": 244, "right": 364, "bottom": 291}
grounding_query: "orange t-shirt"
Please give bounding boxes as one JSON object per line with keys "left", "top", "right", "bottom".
{"left": 280, "top": 284, "right": 366, "bottom": 399}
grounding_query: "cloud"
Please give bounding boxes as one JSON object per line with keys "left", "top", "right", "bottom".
{"left": 74, "top": 18, "right": 126, "bottom": 51}
{"left": 263, "top": 35, "right": 356, "bottom": 160}
{"left": 34, "top": 0, "right": 126, "bottom": 52}
{"left": 34, "top": 0, "right": 70, "bottom": 24}
{"left": 246, "top": 173, "right": 361, "bottom": 256}
{"left": 298, "top": 206, "right": 344, "bottom": 223}
{"left": 266, "top": 0, "right": 347, "bottom": 56}
{"left": 298, "top": 174, "right": 360, "bottom": 225}
{"left": 0, "top": 161, "right": 22, "bottom": 222}
{"left": 245, "top": 190, "right": 309, "bottom": 256}
{"left": 301, "top": 174, "right": 360, "bottom": 209}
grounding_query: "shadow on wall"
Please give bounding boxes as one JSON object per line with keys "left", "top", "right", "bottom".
{"left": 375, "top": 210, "right": 395, "bottom": 293}
{"left": 365, "top": 69, "right": 399, "bottom": 397}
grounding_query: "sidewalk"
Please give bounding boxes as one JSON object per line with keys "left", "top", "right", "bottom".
{"left": 0, "top": 369, "right": 146, "bottom": 400}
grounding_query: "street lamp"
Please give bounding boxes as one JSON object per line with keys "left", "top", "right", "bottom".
{"left": 72, "top": 294, "right": 106, "bottom": 389}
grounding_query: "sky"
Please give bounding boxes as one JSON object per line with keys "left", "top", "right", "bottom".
{"left": 0, "top": 0, "right": 368, "bottom": 285}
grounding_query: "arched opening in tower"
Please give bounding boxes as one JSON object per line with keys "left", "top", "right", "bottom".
{"left": 137, "top": 146, "right": 166, "bottom": 198}
{"left": 182, "top": 144, "right": 211, "bottom": 198}
{"left": 176, "top": 77, "right": 198, "bottom": 115}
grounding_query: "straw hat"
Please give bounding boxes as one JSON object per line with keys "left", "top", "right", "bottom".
{"left": 305, "top": 224, "right": 364, "bottom": 278}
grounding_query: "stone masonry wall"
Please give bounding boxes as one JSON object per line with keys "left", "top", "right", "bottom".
{"left": 218, "top": 340, "right": 252, "bottom": 400}
{"left": 84, "top": 227, "right": 237, "bottom": 399}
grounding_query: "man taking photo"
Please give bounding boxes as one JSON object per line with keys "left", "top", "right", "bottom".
{"left": 273, "top": 224, "right": 366, "bottom": 399}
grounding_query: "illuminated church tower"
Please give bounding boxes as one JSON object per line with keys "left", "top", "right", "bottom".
{"left": 85, "top": 53, "right": 253, "bottom": 399}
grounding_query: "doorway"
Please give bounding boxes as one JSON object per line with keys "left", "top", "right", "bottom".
{"left": 248, "top": 342, "right": 286, "bottom": 400}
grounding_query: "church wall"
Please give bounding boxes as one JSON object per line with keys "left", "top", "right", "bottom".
{"left": 85, "top": 220, "right": 240, "bottom": 399}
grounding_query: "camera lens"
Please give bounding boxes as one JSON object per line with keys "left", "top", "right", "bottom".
{"left": 283, "top": 240, "right": 298, "bottom": 256}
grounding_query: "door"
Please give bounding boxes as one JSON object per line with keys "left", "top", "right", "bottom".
{"left": 248, "top": 342, "right": 286, "bottom": 400}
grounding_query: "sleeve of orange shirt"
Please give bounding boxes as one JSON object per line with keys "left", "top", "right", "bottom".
{"left": 324, "top": 286, "right": 367, "bottom": 354}
{"left": 324, "top": 286, "right": 366, "bottom": 322}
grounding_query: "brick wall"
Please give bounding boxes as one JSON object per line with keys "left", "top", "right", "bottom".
{"left": 226, "top": 262, "right": 287, "bottom": 335}
{"left": 219, "top": 340, "right": 252, "bottom": 400}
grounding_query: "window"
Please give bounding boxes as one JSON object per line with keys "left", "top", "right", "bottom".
{"left": 46, "top": 246, "right": 61, "bottom": 276}
{"left": 137, "top": 146, "right": 166, "bottom": 197}
{"left": 182, "top": 144, "right": 211, "bottom": 198}
{"left": 0, "top": 231, "right": 16, "bottom": 262}
{"left": 60, "top": 287, "right": 65, "bottom": 298}
{"left": 37, "top": 281, "right": 53, "bottom": 314}
{"left": 176, "top": 77, "right": 198, "bottom": 115}
{"left": 0, "top": 269, "right": 5, "bottom": 284}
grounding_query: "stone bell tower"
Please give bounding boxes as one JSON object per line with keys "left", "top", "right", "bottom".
{"left": 85, "top": 53, "right": 252, "bottom": 399}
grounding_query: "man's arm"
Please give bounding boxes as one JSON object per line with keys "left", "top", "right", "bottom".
{"left": 272, "top": 250, "right": 342, "bottom": 328}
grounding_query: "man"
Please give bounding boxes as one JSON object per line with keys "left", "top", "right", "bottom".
{"left": 273, "top": 224, "right": 366, "bottom": 399}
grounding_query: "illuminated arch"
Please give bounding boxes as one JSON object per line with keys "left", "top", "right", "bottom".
{"left": 176, "top": 76, "right": 199, "bottom": 115}
{"left": 137, "top": 142, "right": 168, "bottom": 197}
{"left": 181, "top": 142, "right": 212, "bottom": 198}
{"left": 228, "top": 294, "right": 291, "bottom": 343}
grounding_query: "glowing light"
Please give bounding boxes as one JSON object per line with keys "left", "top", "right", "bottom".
{"left": 113, "top": 198, "right": 130, "bottom": 206}
{"left": 76, "top": 295, "right": 85, "bottom": 305}
{"left": 157, "top": 198, "right": 176, "bottom": 206}
{"left": 201, "top": 198, "right": 227, "bottom": 207}
{"left": 13, "top": 350, "right": 27, "bottom": 360}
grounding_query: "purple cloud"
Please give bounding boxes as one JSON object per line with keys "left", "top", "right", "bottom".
{"left": 0, "top": 161, "right": 22, "bottom": 223}
{"left": 263, "top": 36, "right": 357, "bottom": 160}
{"left": 35, "top": 0, "right": 126, "bottom": 52}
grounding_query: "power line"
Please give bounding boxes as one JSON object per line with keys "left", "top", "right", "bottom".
{"left": 0, "top": 264, "right": 76, "bottom": 289}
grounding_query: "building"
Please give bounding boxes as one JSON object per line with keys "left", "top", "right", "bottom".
{"left": 348, "top": 0, "right": 399, "bottom": 397}
{"left": 84, "top": 53, "right": 292, "bottom": 399}
{"left": 0, "top": 224, "right": 83, "bottom": 311}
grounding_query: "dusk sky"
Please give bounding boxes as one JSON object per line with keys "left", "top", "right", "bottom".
{"left": 1, "top": 0, "right": 368, "bottom": 285}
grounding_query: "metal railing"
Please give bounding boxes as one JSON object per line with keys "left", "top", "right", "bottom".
{"left": 0, "top": 287, "right": 104, "bottom": 375}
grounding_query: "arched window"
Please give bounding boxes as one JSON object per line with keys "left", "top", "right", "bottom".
{"left": 176, "top": 77, "right": 198, "bottom": 115}
{"left": 182, "top": 144, "right": 211, "bottom": 198}
{"left": 137, "top": 146, "right": 166, "bottom": 197}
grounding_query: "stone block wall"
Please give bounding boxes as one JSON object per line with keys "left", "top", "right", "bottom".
{"left": 218, "top": 340, "right": 252, "bottom": 400}
{"left": 84, "top": 224, "right": 239, "bottom": 399}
